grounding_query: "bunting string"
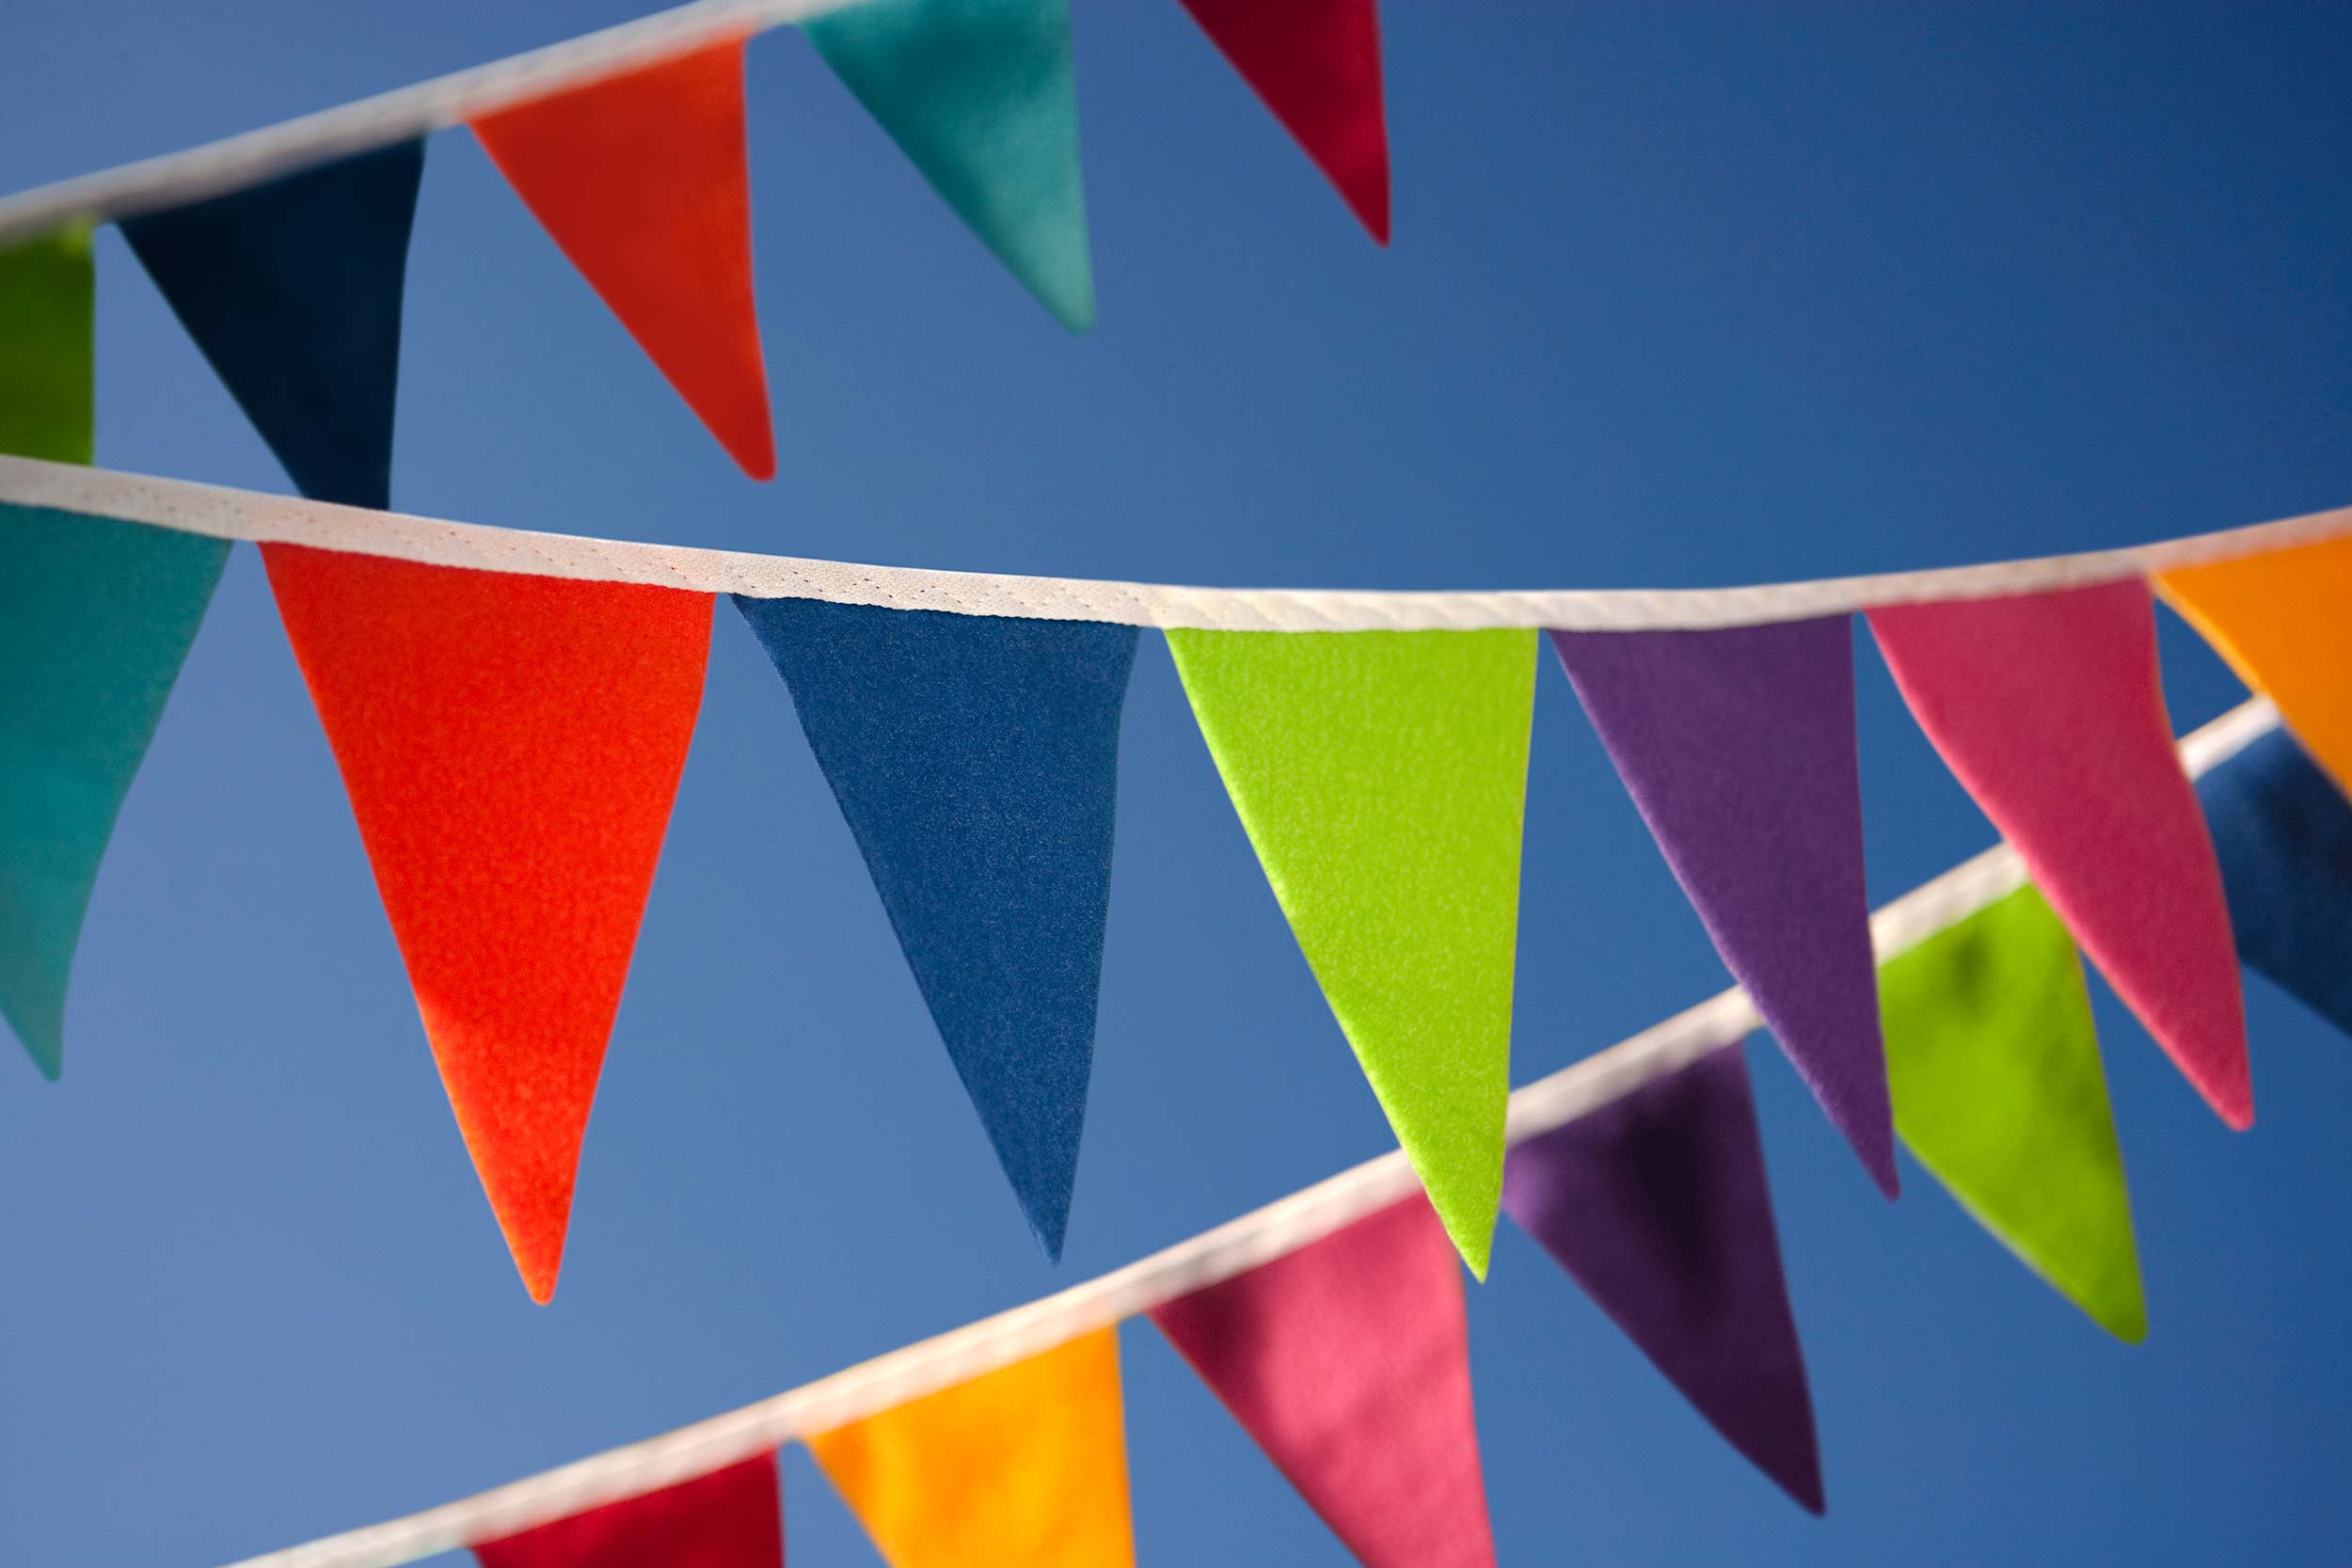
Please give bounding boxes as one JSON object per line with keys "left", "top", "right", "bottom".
{"left": 5, "top": 455, "right": 2347, "bottom": 633}
{"left": 207, "top": 691, "right": 2278, "bottom": 1568}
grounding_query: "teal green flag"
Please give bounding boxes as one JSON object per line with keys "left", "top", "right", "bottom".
{"left": 1168, "top": 627, "right": 1538, "bottom": 1275}
{"left": 807, "top": 0, "right": 1095, "bottom": 331}
{"left": 1880, "top": 881, "right": 2147, "bottom": 1340}
{"left": 0, "top": 227, "right": 95, "bottom": 464}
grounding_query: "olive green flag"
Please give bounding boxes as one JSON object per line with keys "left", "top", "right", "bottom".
{"left": 0, "top": 227, "right": 95, "bottom": 463}
{"left": 1167, "top": 627, "right": 1537, "bottom": 1275}
{"left": 1880, "top": 881, "right": 2147, "bottom": 1340}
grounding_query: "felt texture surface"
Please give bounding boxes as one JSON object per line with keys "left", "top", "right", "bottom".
{"left": 0, "top": 506, "right": 229, "bottom": 1077}
{"left": 472, "top": 1452, "right": 783, "bottom": 1568}
{"left": 262, "top": 545, "right": 711, "bottom": 1301}
{"left": 1878, "top": 881, "right": 2145, "bottom": 1340}
{"left": 1867, "top": 582, "right": 2251, "bottom": 1129}
{"left": 807, "top": 1326, "right": 1133, "bottom": 1568}
{"left": 1165, "top": 627, "right": 1537, "bottom": 1276}
{"left": 0, "top": 227, "right": 94, "bottom": 464}
{"left": 2198, "top": 728, "right": 2352, "bottom": 1041}
{"left": 1148, "top": 1196, "right": 1495, "bottom": 1568}
{"left": 1502, "top": 1045, "right": 1825, "bottom": 1513}
{"left": 472, "top": 39, "right": 776, "bottom": 481}
{"left": 1174, "top": 0, "right": 1391, "bottom": 242}
{"left": 733, "top": 597, "right": 1136, "bottom": 1259}
{"left": 806, "top": 0, "right": 1095, "bottom": 331}
{"left": 2158, "top": 537, "right": 2352, "bottom": 800}
{"left": 1550, "top": 618, "right": 1896, "bottom": 1198}
{"left": 121, "top": 141, "right": 423, "bottom": 510}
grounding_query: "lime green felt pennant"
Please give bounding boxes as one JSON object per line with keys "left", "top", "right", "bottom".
{"left": 1168, "top": 627, "right": 1537, "bottom": 1276}
{"left": 1880, "top": 881, "right": 2147, "bottom": 1340}
{"left": 0, "top": 226, "right": 95, "bottom": 464}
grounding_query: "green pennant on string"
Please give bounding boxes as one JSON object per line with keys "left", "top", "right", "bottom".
{"left": 0, "top": 227, "right": 95, "bottom": 464}
{"left": 806, "top": 0, "right": 1096, "bottom": 331}
{"left": 1879, "top": 881, "right": 2147, "bottom": 1341}
{"left": 1168, "top": 627, "right": 1537, "bottom": 1275}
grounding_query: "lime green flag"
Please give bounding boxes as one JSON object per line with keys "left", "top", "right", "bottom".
{"left": 1167, "top": 627, "right": 1537, "bottom": 1275}
{"left": 0, "top": 227, "right": 95, "bottom": 463}
{"left": 1880, "top": 881, "right": 2147, "bottom": 1340}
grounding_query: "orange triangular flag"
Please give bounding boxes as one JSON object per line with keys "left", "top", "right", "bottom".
{"left": 807, "top": 1328, "right": 1134, "bottom": 1568}
{"left": 262, "top": 545, "right": 711, "bottom": 1301}
{"left": 473, "top": 39, "right": 776, "bottom": 479}
{"left": 2158, "top": 534, "right": 2352, "bottom": 798}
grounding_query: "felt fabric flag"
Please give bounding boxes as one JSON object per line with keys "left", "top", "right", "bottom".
{"left": 0, "top": 507, "right": 229, "bottom": 1076}
{"left": 471, "top": 1452, "right": 783, "bottom": 1568}
{"left": 806, "top": 0, "right": 1095, "bottom": 330}
{"left": 1174, "top": 0, "right": 1391, "bottom": 241}
{"left": 2198, "top": 727, "right": 2352, "bottom": 1040}
{"left": 263, "top": 546, "right": 710, "bottom": 1301}
{"left": 1867, "top": 582, "right": 2251, "bottom": 1128}
{"left": 1549, "top": 618, "right": 1895, "bottom": 1197}
{"left": 1502, "top": 1045, "right": 1823, "bottom": 1512}
{"left": 121, "top": 140, "right": 424, "bottom": 509}
{"left": 1879, "top": 881, "right": 2144, "bottom": 1339}
{"left": 2158, "top": 538, "right": 2352, "bottom": 799}
{"left": 808, "top": 1327, "right": 1133, "bottom": 1568}
{"left": 1166, "top": 627, "right": 1537, "bottom": 1275}
{"left": 733, "top": 598, "right": 1136, "bottom": 1259}
{"left": 1148, "top": 1196, "right": 1495, "bottom": 1568}
{"left": 472, "top": 39, "right": 776, "bottom": 481}
{"left": 0, "top": 226, "right": 94, "bottom": 463}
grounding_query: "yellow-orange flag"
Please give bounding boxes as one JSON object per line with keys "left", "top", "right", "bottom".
{"left": 2158, "top": 535, "right": 2352, "bottom": 795}
{"left": 806, "top": 1327, "right": 1134, "bottom": 1568}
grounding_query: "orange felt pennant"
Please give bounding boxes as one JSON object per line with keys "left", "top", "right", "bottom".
{"left": 263, "top": 545, "right": 711, "bottom": 1301}
{"left": 472, "top": 39, "right": 776, "bottom": 479}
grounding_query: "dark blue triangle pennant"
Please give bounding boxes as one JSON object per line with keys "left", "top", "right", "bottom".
{"left": 122, "top": 140, "right": 425, "bottom": 509}
{"left": 732, "top": 596, "right": 1137, "bottom": 1259}
{"left": 2197, "top": 725, "right": 2352, "bottom": 1040}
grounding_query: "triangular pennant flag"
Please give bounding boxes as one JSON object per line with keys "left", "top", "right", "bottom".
{"left": 2158, "top": 537, "right": 2352, "bottom": 798}
{"left": 808, "top": 1327, "right": 1134, "bottom": 1568}
{"left": 262, "top": 545, "right": 710, "bottom": 1301}
{"left": 1867, "top": 582, "right": 2250, "bottom": 1128}
{"left": 1165, "top": 627, "right": 1537, "bottom": 1275}
{"left": 472, "top": 39, "right": 776, "bottom": 480}
{"left": 733, "top": 597, "right": 1136, "bottom": 1259}
{"left": 1175, "top": 0, "right": 1391, "bottom": 241}
{"left": 1550, "top": 618, "right": 1896, "bottom": 1197}
{"left": 121, "top": 140, "right": 424, "bottom": 509}
{"left": 1880, "top": 882, "right": 2146, "bottom": 1339}
{"left": 2198, "top": 726, "right": 2352, "bottom": 1040}
{"left": 1, "top": 507, "right": 228, "bottom": 1077}
{"left": 1502, "top": 1046, "right": 1824, "bottom": 1513}
{"left": 472, "top": 1452, "right": 783, "bottom": 1568}
{"left": 1149, "top": 1196, "right": 1496, "bottom": 1568}
{"left": 0, "top": 226, "right": 95, "bottom": 463}
{"left": 806, "top": 0, "right": 1095, "bottom": 330}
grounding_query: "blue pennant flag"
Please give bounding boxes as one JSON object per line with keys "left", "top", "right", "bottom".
{"left": 122, "top": 141, "right": 425, "bottom": 509}
{"left": 2198, "top": 725, "right": 2352, "bottom": 1040}
{"left": 733, "top": 596, "right": 1136, "bottom": 1259}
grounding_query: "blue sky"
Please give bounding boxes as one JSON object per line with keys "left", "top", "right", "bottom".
{"left": 2, "top": 3, "right": 2349, "bottom": 1563}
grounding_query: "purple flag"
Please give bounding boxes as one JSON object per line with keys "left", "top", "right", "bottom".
{"left": 1503, "top": 1045, "right": 1823, "bottom": 1513}
{"left": 1550, "top": 618, "right": 1895, "bottom": 1195}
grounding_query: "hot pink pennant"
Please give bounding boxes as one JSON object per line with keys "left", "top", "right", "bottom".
{"left": 1867, "top": 580, "right": 2250, "bottom": 1127}
{"left": 471, "top": 1452, "right": 782, "bottom": 1568}
{"left": 1148, "top": 1196, "right": 1493, "bottom": 1568}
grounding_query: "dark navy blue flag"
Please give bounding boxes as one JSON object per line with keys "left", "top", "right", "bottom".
{"left": 123, "top": 140, "right": 424, "bottom": 509}
{"left": 2199, "top": 726, "right": 2352, "bottom": 1041}
{"left": 734, "top": 596, "right": 1137, "bottom": 1259}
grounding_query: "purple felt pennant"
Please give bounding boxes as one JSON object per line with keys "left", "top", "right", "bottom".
{"left": 1503, "top": 1044, "right": 1823, "bottom": 1513}
{"left": 1549, "top": 618, "right": 1896, "bottom": 1196}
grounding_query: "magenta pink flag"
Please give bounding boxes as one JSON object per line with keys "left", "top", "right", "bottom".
{"left": 1148, "top": 1196, "right": 1494, "bottom": 1568}
{"left": 1867, "top": 580, "right": 2250, "bottom": 1127}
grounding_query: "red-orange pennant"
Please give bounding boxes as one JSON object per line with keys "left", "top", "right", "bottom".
{"left": 263, "top": 545, "right": 711, "bottom": 1301}
{"left": 473, "top": 39, "right": 776, "bottom": 480}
